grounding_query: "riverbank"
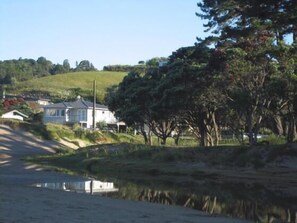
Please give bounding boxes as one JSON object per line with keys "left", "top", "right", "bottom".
{"left": 30, "top": 143, "right": 297, "bottom": 190}
{"left": 27, "top": 142, "right": 297, "bottom": 222}
{"left": 0, "top": 125, "right": 252, "bottom": 223}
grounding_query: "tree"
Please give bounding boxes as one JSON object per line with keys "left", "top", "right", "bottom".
{"left": 75, "top": 60, "right": 96, "bottom": 71}
{"left": 50, "top": 64, "right": 66, "bottom": 75}
{"left": 163, "top": 44, "right": 226, "bottom": 147}
{"left": 268, "top": 43, "right": 297, "bottom": 142}
{"left": 144, "top": 68, "right": 178, "bottom": 145}
{"left": 0, "top": 100, "right": 3, "bottom": 116}
{"left": 2, "top": 98, "right": 32, "bottom": 116}
{"left": 197, "top": 0, "right": 297, "bottom": 43}
{"left": 106, "top": 73, "right": 152, "bottom": 144}
{"left": 146, "top": 57, "right": 168, "bottom": 67}
{"left": 106, "top": 67, "right": 180, "bottom": 145}
{"left": 36, "top": 56, "right": 53, "bottom": 76}
{"left": 63, "top": 59, "right": 71, "bottom": 72}
{"left": 196, "top": 0, "right": 295, "bottom": 144}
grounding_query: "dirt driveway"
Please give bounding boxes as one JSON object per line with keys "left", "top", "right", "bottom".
{"left": 0, "top": 125, "right": 252, "bottom": 223}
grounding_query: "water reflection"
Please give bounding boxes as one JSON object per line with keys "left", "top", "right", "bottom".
{"left": 34, "top": 178, "right": 297, "bottom": 223}
{"left": 35, "top": 180, "right": 119, "bottom": 195}
{"left": 102, "top": 180, "right": 297, "bottom": 223}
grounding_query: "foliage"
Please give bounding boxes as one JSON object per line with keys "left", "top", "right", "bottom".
{"left": 75, "top": 60, "right": 97, "bottom": 72}
{"left": 2, "top": 97, "right": 32, "bottom": 116}
{"left": 106, "top": 67, "right": 180, "bottom": 145}
{"left": 96, "top": 121, "right": 107, "bottom": 130}
{"left": 0, "top": 57, "right": 98, "bottom": 89}
{"left": 104, "top": 0, "right": 297, "bottom": 146}
{"left": 195, "top": 0, "right": 297, "bottom": 144}
{"left": 103, "top": 57, "right": 167, "bottom": 73}
{"left": 103, "top": 64, "right": 146, "bottom": 73}
{"left": 0, "top": 100, "right": 3, "bottom": 116}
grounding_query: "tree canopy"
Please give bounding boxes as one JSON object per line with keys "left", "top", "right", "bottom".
{"left": 106, "top": 0, "right": 297, "bottom": 146}
{"left": 0, "top": 57, "right": 97, "bottom": 86}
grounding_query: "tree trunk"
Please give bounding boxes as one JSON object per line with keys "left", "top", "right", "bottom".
{"left": 212, "top": 112, "right": 220, "bottom": 146}
{"left": 174, "top": 133, "right": 181, "bottom": 146}
{"left": 246, "top": 111, "right": 256, "bottom": 145}
{"left": 206, "top": 129, "right": 213, "bottom": 146}
{"left": 274, "top": 115, "right": 284, "bottom": 136}
{"left": 140, "top": 124, "right": 151, "bottom": 145}
{"left": 293, "top": 29, "right": 297, "bottom": 44}
{"left": 199, "top": 123, "right": 207, "bottom": 147}
{"left": 148, "top": 128, "right": 152, "bottom": 145}
{"left": 141, "top": 130, "right": 149, "bottom": 145}
{"left": 287, "top": 114, "right": 296, "bottom": 143}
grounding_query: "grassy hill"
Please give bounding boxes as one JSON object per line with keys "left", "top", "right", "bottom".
{"left": 15, "top": 71, "right": 127, "bottom": 102}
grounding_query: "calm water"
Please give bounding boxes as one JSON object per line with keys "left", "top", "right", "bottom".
{"left": 35, "top": 177, "right": 297, "bottom": 223}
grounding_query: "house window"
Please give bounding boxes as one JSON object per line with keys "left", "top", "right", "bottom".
{"left": 46, "top": 109, "right": 65, "bottom": 117}
{"left": 78, "top": 109, "right": 86, "bottom": 121}
{"left": 46, "top": 109, "right": 58, "bottom": 116}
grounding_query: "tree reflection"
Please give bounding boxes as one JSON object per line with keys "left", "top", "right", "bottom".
{"left": 113, "top": 187, "right": 297, "bottom": 223}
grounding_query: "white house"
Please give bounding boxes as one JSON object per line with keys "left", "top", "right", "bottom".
{"left": 1, "top": 110, "right": 29, "bottom": 121}
{"left": 36, "top": 180, "right": 119, "bottom": 194}
{"left": 43, "top": 97, "right": 122, "bottom": 129}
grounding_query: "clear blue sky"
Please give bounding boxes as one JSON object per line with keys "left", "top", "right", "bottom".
{"left": 0, "top": 0, "right": 207, "bottom": 70}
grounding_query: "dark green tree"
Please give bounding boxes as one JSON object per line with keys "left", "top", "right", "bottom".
{"left": 105, "top": 73, "right": 152, "bottom": 144}
{"left": 268, "top": 43, "right": 297, "bottom": 142}
{"left": 63, "top": 59, "right": 71, "bottom": 72}
{"left": 196, "top": 0, "right": 297, "bottom": 144}
{"left": 75, "top": 60, "right": 96, "bottom": 71}
{"left": 163, "top": 44, "right": 225, "bottom": 147}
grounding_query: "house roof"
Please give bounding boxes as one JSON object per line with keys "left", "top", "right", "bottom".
{"left": 2, "top": 110, "right": 29, "bottom": 118}
{"left": 43, "top": 100, "right": 108, "bottom": 110}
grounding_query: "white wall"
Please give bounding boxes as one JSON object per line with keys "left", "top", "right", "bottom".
{"left": 95, "top": 109, "right": 117, "bottom": 124}
{"left": 43, "top": 107, "right": 119, "bottom": 129}
{"left": 1, "top": 112, "right": 24, "bottom": 121}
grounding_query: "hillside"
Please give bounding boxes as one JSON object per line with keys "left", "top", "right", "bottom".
{"left": 15, "top": 71, "right": 127, "bottom": 102}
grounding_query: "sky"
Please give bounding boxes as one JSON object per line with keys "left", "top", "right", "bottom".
{"left": 0, "top": 0, "right": 208, "bottom": 70}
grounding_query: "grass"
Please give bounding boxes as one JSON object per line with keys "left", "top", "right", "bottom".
{"left": 14, "top": 71, "right": 127, "bottom": 102}
{"left": 3, "top": 119, "right": 296, "bottom": 184}
{"left": 28, "top": 142, "right": 297, "bottom": 184}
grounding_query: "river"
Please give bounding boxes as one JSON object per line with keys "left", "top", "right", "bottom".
{"left": 36, "top": 175, "right": 297, "bottom": 223}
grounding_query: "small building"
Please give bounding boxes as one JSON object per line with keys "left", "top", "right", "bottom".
{"left": 24, "top": 97, "right": 52, "bottom": 113}
{"left": 1, "top": 110, "right": 29, "bottom": 121}
{"left": 43, "top": 97, "right": 123, "bottom": 129}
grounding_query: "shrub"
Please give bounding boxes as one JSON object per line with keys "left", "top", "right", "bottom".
{"left": 86, "top": 130, "right": 104, "bottom": 142}
{"left": 260, "top": 134, "right": 286, "bottom": 145}
{"left": 72, "top": 123, "right": 86, "bottom": 138}
{"left": 96, "top": 121, "right": 107, "bottom": 130}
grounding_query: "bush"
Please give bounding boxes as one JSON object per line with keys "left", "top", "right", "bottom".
{"left": 260, "top": 134, "right": 286, "bottom": 145}
{"left": 72, "top": 123, "right": 87, "bottom": 138}
{"left": 96, "top": 121, "right": 107, "bottom": 130}
{"left": 45, "top": 124, "right": 75, "bottom": 140}
{"left": 86, "top": 130, "right": 105, "bottom": 142}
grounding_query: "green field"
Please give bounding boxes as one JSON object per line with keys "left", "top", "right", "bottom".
{"left": 15, "top": 71, "right": 127, "bottom": 102}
